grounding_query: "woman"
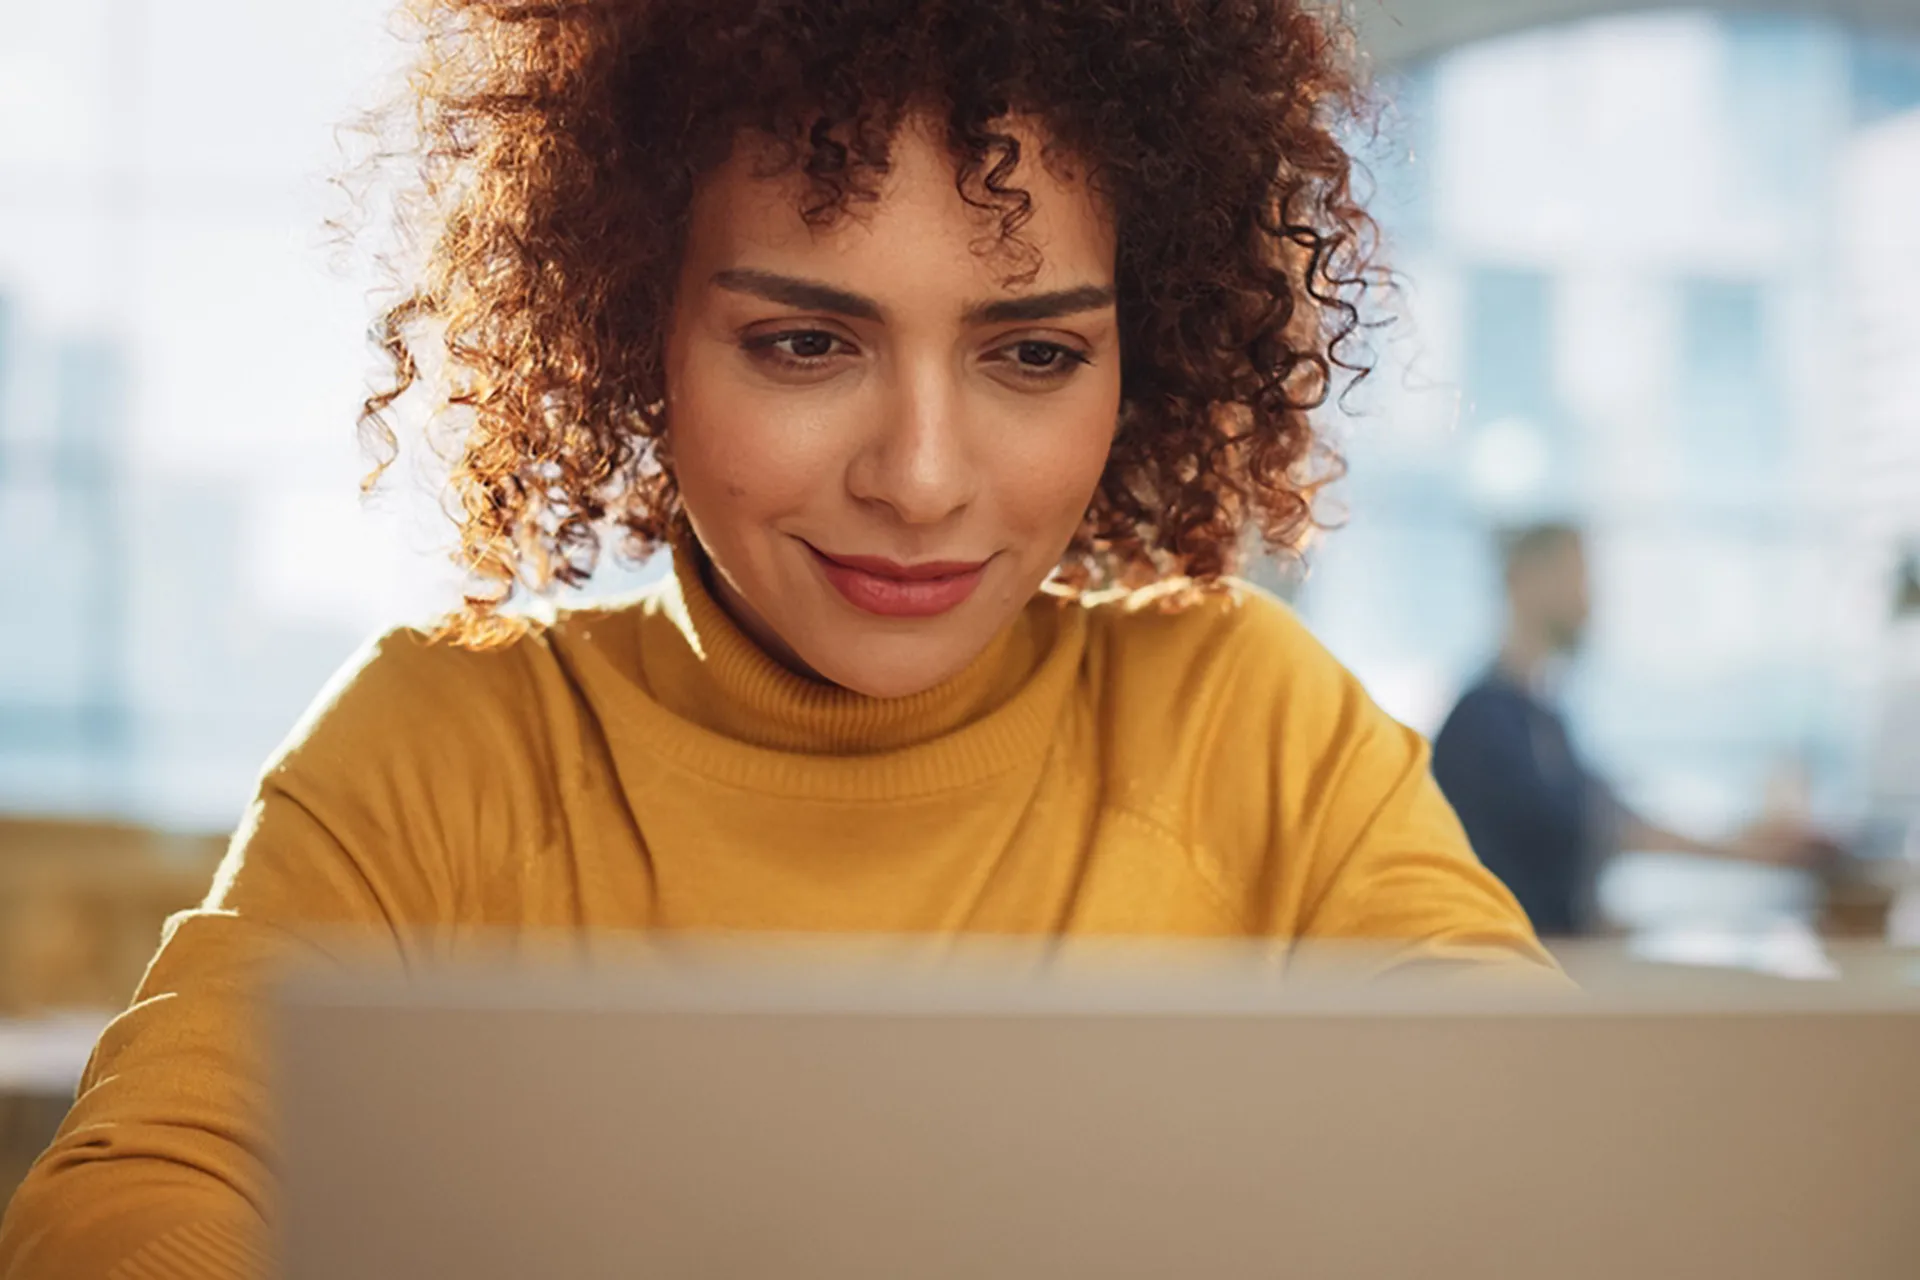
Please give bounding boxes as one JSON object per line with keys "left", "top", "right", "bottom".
{"left": 0, "top": 0, "right": 1548, "bottom": 1273}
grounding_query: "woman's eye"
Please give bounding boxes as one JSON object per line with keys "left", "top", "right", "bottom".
{"left": 995, "top": 340, "right": 1090, "bottom": 380}
{"left": 744, "top": 329, "right": 848, "bottom": 365}
{"left": 778, "top": 331, "right": 840, "bottom": 359}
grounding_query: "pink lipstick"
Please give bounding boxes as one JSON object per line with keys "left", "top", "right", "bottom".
{"left": 807, "top": 545, "right": 989, "bottom": 618}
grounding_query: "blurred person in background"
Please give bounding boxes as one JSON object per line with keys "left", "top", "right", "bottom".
{"left": 1432, "top": 522, "right": 1829, "bottom": 937}
{"left": 0, "top": 1, "right": 1554, "bottom": 1275}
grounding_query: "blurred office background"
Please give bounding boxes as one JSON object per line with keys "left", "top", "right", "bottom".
{"left": 1323, "top": 4, "right": 1920, "bottom": 858}
{"left": 1, "top": 0, "right": 1919, "bottom": 1025}
{"left": 1314, "top": 3, "right": 1920, "bottom": 940}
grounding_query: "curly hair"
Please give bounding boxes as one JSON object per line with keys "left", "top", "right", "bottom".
{"left": 359, "top": 0, "right": 1383, "bottom": 640}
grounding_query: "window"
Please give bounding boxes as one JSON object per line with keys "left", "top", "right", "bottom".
{"left": 1301, "top": 11, "right": 1920, "bottom": 845}
{"left": 1673, "top": 276, "right": 1777, "bottom": 492}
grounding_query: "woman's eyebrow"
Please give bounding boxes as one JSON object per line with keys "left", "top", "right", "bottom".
{"left": 963, "top": 284, "right": 1115, "bottom": 325}
{"left": 712, "top": 269, "right": 1116, "bottom": 328}
{"left": 712, "top": 269, "right": 883, "bottom": 321}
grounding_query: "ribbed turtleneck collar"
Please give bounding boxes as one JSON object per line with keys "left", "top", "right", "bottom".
{"left": 549, "top": 538, "right": 1085, "bottom": 801}
{"left": 646, "top": 540, "right": 1044, "bottom": 755}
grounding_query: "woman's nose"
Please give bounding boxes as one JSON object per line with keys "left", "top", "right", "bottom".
{"left": 844, "top": 362, "right": 980, "bottom": 527}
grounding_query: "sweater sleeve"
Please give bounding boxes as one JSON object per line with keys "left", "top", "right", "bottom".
{"left": 1284, "top": 700, "right": 1556, "bottom": 971}
{"left": 0, "top": 632, "right": 493, "bottom": 1280}
{"left": 1161, "top": 588, "right": 1556, "bottom": 973}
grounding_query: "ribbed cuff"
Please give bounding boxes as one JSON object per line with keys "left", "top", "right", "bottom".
{"left": 106, "top": 1220, "right": 266, "bottom": 1280}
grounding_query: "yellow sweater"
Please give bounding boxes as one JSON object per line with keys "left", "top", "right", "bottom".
{"left": 0, "top": 551, "right": 1547, "bottom": 1278}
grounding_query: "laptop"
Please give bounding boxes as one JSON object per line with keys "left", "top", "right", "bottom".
{"left": 274, "top": 941, "right": 1920, "bottom": 1279}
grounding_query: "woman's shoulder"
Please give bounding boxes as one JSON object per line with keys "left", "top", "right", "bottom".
{"left": 287, "top": 579, "right": 678, "bottom": 750}
{"left": 265, "top": 589, "right": 658, "bottom": 793}
{"left": 1068, "top": 573, "right": 1380, "bottom": 804}
{"left": 1075, "top": 574, "right": 1339, "bottom": 696}
{"left": 282, "top": 622, "right": 550, "bottom": 756}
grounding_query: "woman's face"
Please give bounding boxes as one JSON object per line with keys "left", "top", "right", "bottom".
{"left": 665, "top": 117, "right": 1122, "bottom": 699}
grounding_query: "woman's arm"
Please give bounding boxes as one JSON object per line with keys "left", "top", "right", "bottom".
{"left": 1167, "top": 589, "right": 1557, "bottom": 973}
{"left": 1288, "top": 708, "right": 1558, "bottom": 972}
{"left": 0, "top": 631, "right": 502, "bottom": 1279}
{"left": 0, "top": 787, "right": 418, "bottom": 1277}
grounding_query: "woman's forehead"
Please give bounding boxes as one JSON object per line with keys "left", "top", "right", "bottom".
{"left": 682, "top": 116, "right": 1117, "bottom": 308}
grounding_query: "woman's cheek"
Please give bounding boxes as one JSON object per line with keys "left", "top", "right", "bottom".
{"left": 995, "top": 389, "right": 1119, "bottom": 536}
{"left": 675, "top": 376, "right": 847, "bottom": 518}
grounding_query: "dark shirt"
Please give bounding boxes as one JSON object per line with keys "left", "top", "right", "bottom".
{"left": 1431, "top": 669, "right": 1611, "bottom": 937}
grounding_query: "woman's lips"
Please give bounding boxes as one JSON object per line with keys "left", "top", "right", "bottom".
{"left": 806, "top": 545, "right": 989, "bottom": 618}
